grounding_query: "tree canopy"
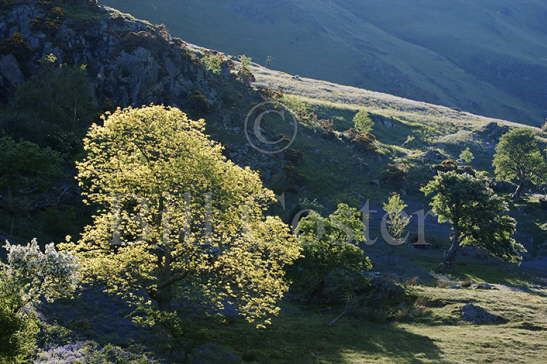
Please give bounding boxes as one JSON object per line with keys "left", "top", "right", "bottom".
{"left": 422, "top": 171, "right": 525, "bottom": 271}
{"left": 291, "top": 204, "right": 372, "bottom": 301}
{"left": 493, "top": 128, "right": 546, "bottom": 199}
{"left": 61, "top": 105, "right": 301, "bottom": 327}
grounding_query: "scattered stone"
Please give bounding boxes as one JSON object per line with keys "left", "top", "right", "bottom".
{"left": 370, "top": 179, "right": 380, "bottom": 186}
{"left": 471, "top": 283, "right": 497, "bottom": 290}
{"left": 460, "top": 304, "right": 507, "bottom": 324}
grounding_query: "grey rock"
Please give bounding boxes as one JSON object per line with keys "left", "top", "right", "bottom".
{"left": 461, "top": 304, "right": 507, "bottom": 324}
{"left": 471, "top": 283, "right": 497, "bottom": 290}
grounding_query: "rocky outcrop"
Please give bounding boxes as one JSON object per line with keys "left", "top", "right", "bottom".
{"left": 0, "top": 0, "right": 286, "bottom": 180}
{"left": 474, "top": 122, "right": 510, "bottom": 146}
{"left": 0, "top": 0, "right": 249, "bottom": 111}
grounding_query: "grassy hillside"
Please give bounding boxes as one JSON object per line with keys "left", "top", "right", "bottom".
{"left": 104, "top": 0, "right": 547, "bottom": 126}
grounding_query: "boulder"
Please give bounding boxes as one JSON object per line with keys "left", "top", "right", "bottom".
{"left": 471, "top": 283, "right": 497, "bottom": 290}
{"left": 460, "top": 304, "right": 507, "bottom": 324}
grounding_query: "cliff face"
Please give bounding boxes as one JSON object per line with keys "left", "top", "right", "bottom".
{"left": 0, "top": 0, "right": 248, "bottom": 111}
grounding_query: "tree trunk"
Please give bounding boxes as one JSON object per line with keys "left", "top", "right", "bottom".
{"left": 437, "top": 229, "right": 461, "bottom": 273}
{"left": 155, "top": 287, "right": 173, "bottom": 312}
{"left": 512, "top": 183, "right": 524, "bottom": 200}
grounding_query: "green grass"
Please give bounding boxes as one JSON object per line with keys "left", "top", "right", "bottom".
{"left": 412, "top": 256, "right": 536, "bottom": 287}
{"left": 197, "top": 285, "right": 547, "bottom": 363}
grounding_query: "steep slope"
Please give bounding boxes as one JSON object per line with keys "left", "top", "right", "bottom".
{"left": 0, "top": 0, "right": 284, "bottom": 179}
{"left": 104, "top": 0, "right": 547, "bottom": 126}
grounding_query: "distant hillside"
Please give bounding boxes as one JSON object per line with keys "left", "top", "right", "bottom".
{"left": 104, "top": 0, "right": 547, "bottom": 126}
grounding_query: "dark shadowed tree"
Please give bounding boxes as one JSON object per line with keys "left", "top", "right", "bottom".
{"left": 493, "top": 128, "right": 546, "bottom": 200}
{"left": 422, "top": 171, "right": 525, "bottom": 272}
{"left": 0, "top": 137, "right": 62, "bottom": 235}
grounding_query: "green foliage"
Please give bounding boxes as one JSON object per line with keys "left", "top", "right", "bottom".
{"left": 493, "top": 128, "right": 546, "bottom": 197}
{"left": 201, "top": 53, "right": 224, "bottom": 74}
{"left": 382, "top": 193, "right": 411, "bottom": 245}
{"left": 7, "top": 57, "right": 98, "bottom": 153}
{"left": 290, "top": 204, "right": 372, "bottom": 302}
{"left": 0, "top": 239, "right": 80, "bottom": 315}
{"left": 0, "top": 137, "right": 63, "bottom": 235}
{"left": 239, "top": 54, "right": 252, "bottom": 70}
{"left": 0, "top": 32, "right": 31, "bottom": 60}
{"left": 61, "top": 105, "right": 301, "bottom": 327}
{"left": 186, "top": 90, "right": 210, "bottom": 116}
{"left": 353, "top": 110, "right": 374, "bottom": 134}
{"left": 0, "top": 307, "right": 38, "bottom": 363}
{"left": 422, "top": 171, "right": 526, "bottom": 271}
{"left": 0, "top": 240, "right": 79, "bottom": 363}
{"left": 459, "top": 147, "right": 474, "bottom": 164}
{"left": 31, "top": 5, "right": 65, "bottom": 34}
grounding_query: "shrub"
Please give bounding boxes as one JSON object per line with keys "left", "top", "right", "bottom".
{"left": 353, "top": 131, "right": 377, "bottom": 152}
{"left": 459, "top": 147, "right": 474, "bottom": 164}
{"left": 0, "top": 137, "right": 63, "bottom": 236}
{"left": 202, "top": 53, "right": 224, "bottom": 74}
{"left": 289, "top": 204, "right": 372, "bottom": 303}
{"left": 382, "top": 163, "right": 408, "bottom": 185}
{"left": 239, "top": 54, "right": 252, "bottom": 70}
{"left": 434, "top": 159, "right": 458, "bottom": 173}
{"left": 353, "top": 110, "right": 374, "bottom": 134}
{"left": 12, "top": 59, "right": 98, "bottom": 153}
{"left": 0, "top": 240, "right": 79, "bottom": 362}
{"left": 186, "top": 90, "right": 210, "bottom": 116}
{"left": 382, "top": 193, "right": 411, "bottom": 245}
{"left": 0, "top": 307, "right": 39, "bottom": 363}
{"left": 0, "top": 32, "right": 31, "bottom": 60}
{"left": 35, "top": 341, "right": 156, "bottom": 364}
{"left": 350, "top": 277, "right": 417, "bottom": 322}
